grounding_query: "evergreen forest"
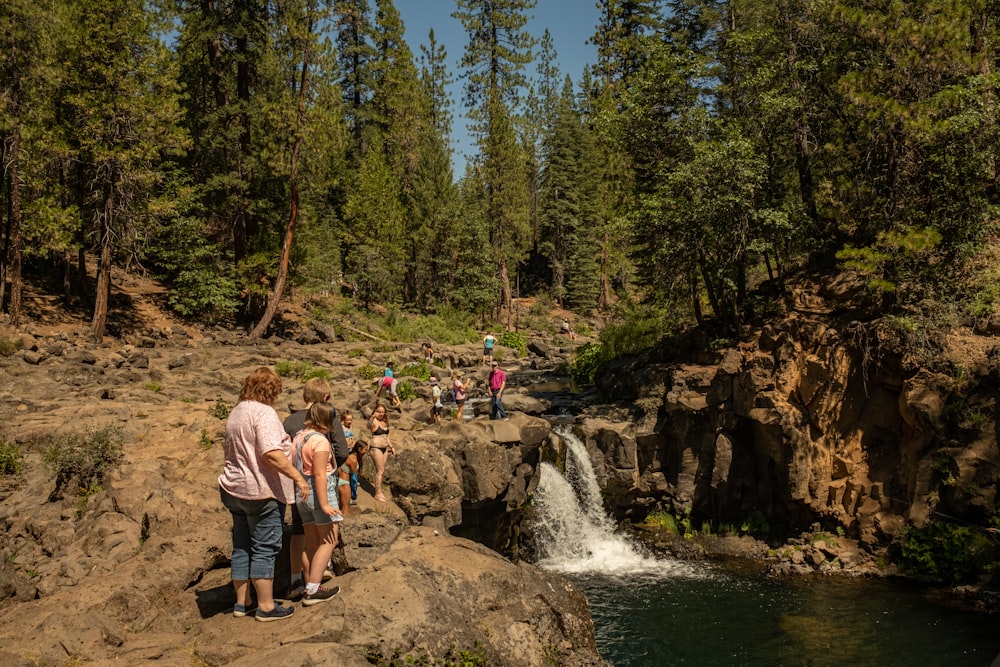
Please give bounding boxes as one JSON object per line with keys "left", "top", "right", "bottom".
{"left": 2, "top": 0, "right": 999, "bottom": 349}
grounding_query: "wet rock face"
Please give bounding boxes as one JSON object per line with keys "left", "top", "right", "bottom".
{"left": 589, "top": 306, "right": 1000, "bottom": 558}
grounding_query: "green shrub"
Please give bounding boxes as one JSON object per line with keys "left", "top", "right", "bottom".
{"left": 357, "top": 363, "right": 380, "bottom": 381}
{"left": 498, "top": 330, "right": 527, "bottom": 357}
{"left": 900, "top": 522, "right": 997, "bottom": 584}
{"left": 396, "top": 380, "right": 417, "bottom": 401}
{"left": 570, "top": 342, "right": 603, "bottom": 385}
{"left": 144, "top": 380, "right": 163, "bottom": 393}
{"left": 166, "top": 267, "right": 241, "bottom": 322}
{"left": 374, "top": 305, "right": 479, "bottom": 345}
{"left": 274, "top": 360, "right": 331, "bottom": 382}
{"left": 0, "top": 440, "right": 25, "bottom": 477}
{"left": 44, "top": 426, "right": 125, "bottom": 502}
{"left": 740, "top": 511, "right": 770, "bottom": 539}
{"left": 365, "top": 640, "right": 487, "bottom": 667}
{"left": 529, "top": 293, "right": 555, "bottom": 317}
{"left": 347, "top": 348, "right": 366, "bottom": 358}
{"left": 301, "top": 367, "right": 331, "bottom": 382}
{"left": 274, "top": 360, "right": 312, "bottom": 378}
{"left": 398, "top": 361, "right": 431, "bottom": 381}
{"left": 75, "top": 481, "right": 103, "bottom": 517}
{"left": 0, "top": 337, "right": 21, "bottom": 357}
{"left": 644, "top": 510, "right": 679, "bottom": 534}
{"left": 211, "top": 397, "right": 231, "bottom": 420}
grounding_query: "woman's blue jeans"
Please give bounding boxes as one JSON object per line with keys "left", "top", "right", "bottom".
{"left": 220, "top": 487, "right": 282, "bottom": 581}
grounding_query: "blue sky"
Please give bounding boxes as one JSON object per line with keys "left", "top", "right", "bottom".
{"left": 395, "top": 1, "right": 601, "bottom": 175}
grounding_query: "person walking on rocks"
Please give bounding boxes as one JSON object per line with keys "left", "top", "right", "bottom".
{"left": 429, "top": 376, "right": 443, "bottom": 424}
{"left": 482, "top": 332, "right": 496, "bottom": 366}
{"left": 219, "top": 367, "right": 309, "bottom": 622}
{"left": 291, "top": 401, "right": 343, "bottom": 606}
{"left": 488, "top": 361, "right": 507, "bottom": 420}
{"left": 368, "top": 403, "right": 396, "bottom": 502}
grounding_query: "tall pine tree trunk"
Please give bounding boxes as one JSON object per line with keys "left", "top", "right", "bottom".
{"left": 90, "top": 186, "right": 114, "bottom": 341}
{"left": 7, "top": 127, "right": 23, "bottom": 327}
{"left": 250, "top": 11, "right": 313, "bottom": 339}
{"left": 598, "top": 230, "right": 612, "bottom": 311}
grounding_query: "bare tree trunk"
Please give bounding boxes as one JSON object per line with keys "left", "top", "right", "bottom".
{"left": 691, "top": 272, "right": 704, "bottom": 326}
{"left": 7, "top": 128, "right": 23, "bottom": 326}
{"left": 90, "top": 199, "right": 113, "bottom": 341}
{"left": 598, "top": 230, "right": 612, "bottom": 311}
{"left": 499, "top": 255, "right": 511, "bottom": 313}
{"left": 1, "top": 136, "right": 9, "bottom": 315}
{"left": 250, "top": 9, "right": 314, "bottom": 339}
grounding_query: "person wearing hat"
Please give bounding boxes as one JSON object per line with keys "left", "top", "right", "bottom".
{"left": 428, "top": 376, "right": 443, "bottom": 424}
{"left": 488, "top": 361, "right": 507, "bottom": 420}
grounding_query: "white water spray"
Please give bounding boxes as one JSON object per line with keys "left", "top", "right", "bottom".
{"left": 533, "top": 427, "right": 707, "bottom": 578}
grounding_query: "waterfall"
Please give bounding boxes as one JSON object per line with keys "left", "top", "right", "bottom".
{"left": 533, "top": 427, "right": 706, "bottom": 578}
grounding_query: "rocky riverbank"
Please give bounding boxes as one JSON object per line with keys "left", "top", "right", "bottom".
{"left": 0, "top": 314, "right": 604, "bottom": 666}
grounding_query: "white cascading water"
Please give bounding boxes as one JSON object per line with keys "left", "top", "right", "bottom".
{"left": 533, "top": 427, "right": 706, "bottom": 578}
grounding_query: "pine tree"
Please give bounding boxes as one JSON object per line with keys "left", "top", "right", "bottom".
{"left": 539, "top": 76, "right": 581, "bottom": 307}
{"left": 334, "top": 0, "right": 377, "bottom": 154}
{"left": 593, "top": 0, "right": 663, "bottom": 91}
{"left": 0, "top": 0, "right": 58, "bottom": 326}
{"left": 342, "top": 143, "right": 405, "bottom": 306}
{"left": 173, "top": 0, "right": 273, "bottom": 268}
{"left": 419, "top": 28, "right": 454, "bottom": 141}
{"left": 454, "top": 0, "right": 536, "bottom": 316}
{"left": 250, "top": 0, "right": 332, "bottom": 338}
{"left": 59, "top": 0, "right": 186, "bottom": 340}
{"left": 522, "top": 28, "right": 561, "bottom": 288}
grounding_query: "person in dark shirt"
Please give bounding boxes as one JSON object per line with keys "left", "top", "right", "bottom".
{"left": 282, "top": 377, "right": 349, "bottom": 598}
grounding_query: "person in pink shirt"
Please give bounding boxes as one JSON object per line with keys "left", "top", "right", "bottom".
{"left": 488, "top": 361, "right": 507, "bottom": 420}
{"left": 219, "top": 367, "right": 310, "bottom": 622}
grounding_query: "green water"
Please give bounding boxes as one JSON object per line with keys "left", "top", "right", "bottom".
{"left": 570, "top": 566, "right": 1000, "bottom": 667}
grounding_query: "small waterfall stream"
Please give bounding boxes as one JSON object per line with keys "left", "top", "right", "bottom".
{"left": 532, "top": 427, "right": 705, "bottom": 578}
{"left": 529, "top": 427, "right": 1000, "bottom": 667}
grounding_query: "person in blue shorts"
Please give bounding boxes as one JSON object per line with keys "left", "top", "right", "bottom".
{"left": 340, "top": 410, "right": 359, "bottom": 505}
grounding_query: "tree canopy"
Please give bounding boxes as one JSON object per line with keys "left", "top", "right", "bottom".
{"left": 2, "top": 0, "right": 998, "bottom": 341}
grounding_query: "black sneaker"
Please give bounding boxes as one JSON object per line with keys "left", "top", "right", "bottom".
{"left": 302, "top": 586, "right": 340, "bottom": 606}
{"left": 255, "top": 602, "right": 295, "bottom": 622}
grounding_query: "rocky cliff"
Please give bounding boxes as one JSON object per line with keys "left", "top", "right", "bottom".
{"left": 577, "top": 275, "right": 1000, "bottom": 575}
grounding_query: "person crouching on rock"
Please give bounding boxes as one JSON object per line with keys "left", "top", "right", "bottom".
{"left": 292, "top": 402, "right": 343, "bottom": 606}
{"left": 374, "top": 362, "right": 401, "bottom": 407}
{"left": 219, "top": 367, "right": 309, "bottom": 622}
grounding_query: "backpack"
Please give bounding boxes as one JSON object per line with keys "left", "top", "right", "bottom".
{"left": 292, "top": 430, "right": 324, "bottom": 476}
